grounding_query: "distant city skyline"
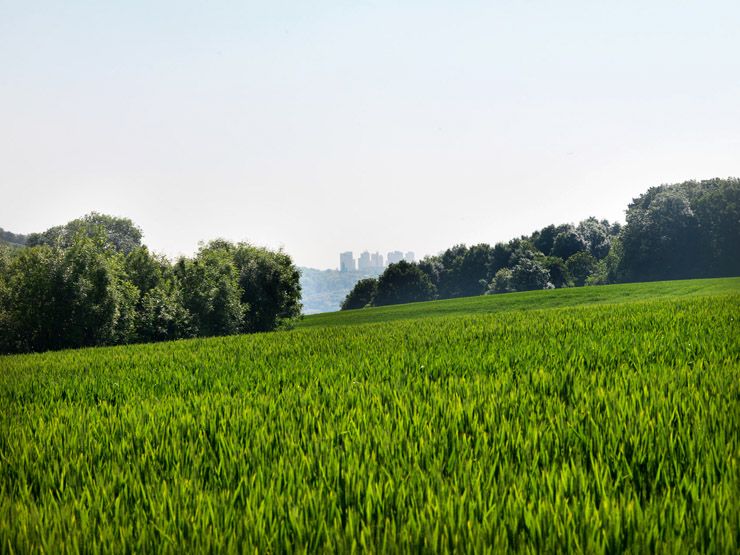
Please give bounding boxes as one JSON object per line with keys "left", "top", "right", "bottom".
{"left": 338, "top": 250, "right": 416, "bottom": 272}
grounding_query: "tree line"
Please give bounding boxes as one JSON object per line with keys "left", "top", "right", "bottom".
{"left": 342, "top": 178, "right": 740, "bottom": 310}
{"left": 0, "top": 213, "right": 302, "bottom": 354}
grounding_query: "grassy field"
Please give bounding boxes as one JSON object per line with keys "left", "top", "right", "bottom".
{"left": 298, "top": 277, "right": 740, "bottom": 328}
{"left": 1, "top": 277, "right": 739, "bottom": 552}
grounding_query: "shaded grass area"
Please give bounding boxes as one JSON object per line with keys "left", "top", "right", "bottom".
{"left": 1, "top": 279, "right": 739, "bottom": 552}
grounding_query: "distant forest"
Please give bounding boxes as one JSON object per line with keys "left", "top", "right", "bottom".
{"left": 0, "top": 228, "right": 28, "bottom": 248}
{"left": 342, "top": 178, "right": 740, "bottom": 310}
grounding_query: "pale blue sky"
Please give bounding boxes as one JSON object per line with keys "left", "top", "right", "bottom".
{"left": 1, "top": 1, "right": 738, "bottom": 268}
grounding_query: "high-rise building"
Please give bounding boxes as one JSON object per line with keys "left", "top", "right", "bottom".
{"left": 339, "top": 251, "right": 355, "bottom": 272}
{"left": 357, "top": 251, "right": 372, "bottom": 271}
{"left": 370, "top": 252, "right": 384, "bottom": 269}
{"left": 387, "top": 250, "right": 404, "bottom": 265}
{"left": 404, "top": 251, "right": 415, "bottom": 263}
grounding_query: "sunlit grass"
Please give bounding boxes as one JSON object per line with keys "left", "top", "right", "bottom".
{"left": 1, "top": 277, "right": 739, "bottom": 552}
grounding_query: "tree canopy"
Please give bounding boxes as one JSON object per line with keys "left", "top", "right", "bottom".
{"left": 0, "top": 215, "right": 302, "bottom": 354}
{"left": 373, "top": 261, "right": 437, "bottom": 307}
{"left": 342, "top": 177, "right": 739, "bottom": 310}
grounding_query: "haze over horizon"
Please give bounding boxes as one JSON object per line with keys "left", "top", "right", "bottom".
{"left": 2, "top": 1, "right": 738, "bottom": 269}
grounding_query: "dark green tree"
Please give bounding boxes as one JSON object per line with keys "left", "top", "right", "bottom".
{"left": 456, "top": 244, "right": 496, "bottom": 297}
{"left": 551, "top": 229, "right": 588, "bottom": 261}
{"left": 488, "top": 268, "right": 514, "bottom": 294}
{"left": 0, "top": 233, "right": 137, "bottom": 354}
{"left": 532, "top": 224, "right": 571, "bottom": 256}
{"left": 417, "top": 256, "right": 444, "bottom": 290}
{"left": 691, "top": 179, "right": 740, "bottom": 276}
{"left": 544, "top": 257, "right": 572, "bottom": 288}
{"left": 436, "top": 244, "right": 469, "bottom": 299}
{"left": 566, "top": 251, "right": 598, "bottom": 286}
{"left": 374, "top": 261, "right": 437, "bottom": 306}
{"left": 124, "top": 246, "right": 191, "bottom": 342}
{"left": 619, "top": 186, "right": 703, "bottom": 281}
{"left": 576, "top": 217, "right": 612, "bottom": 260}
{"left": 489, "top": 242, "right": 514, "bottom": 274}
{"left": 175, "top": 244, "right": 245, "bottom": 337}
{"left": 510, "top": 258, "right": 551, "bottom": 292}
{"left": 341, "top": 278, "right": 378, "bottom": 310}
{"left": 231, "top": 243, "right": 302, "bottom": 332}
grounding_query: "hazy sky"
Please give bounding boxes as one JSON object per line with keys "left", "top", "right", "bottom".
{"left": 1, "top": 1, "right": 738, "bottom": 268}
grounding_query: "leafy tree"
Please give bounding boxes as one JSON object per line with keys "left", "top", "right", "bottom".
{"left": 417, "top": 256, "right": 444, "bottom": 290}
{"left": 566, "top": 251, "right": 598, "bottom": 286}
{"left": 576, "top": 217, "right": 612, "bottom": 260}
{"left": 508, "top": 241, "right": 543, "bottom": 266}
{"left": 436, "top": 244, "right": 469, "bottom": 299}
{"left": 511, "top": 258, "right": 551, "bottom": 292}
{"left": 456, "top": 244, "right": 496, "bottom": 297}
{"left": 488, "top": 257, "right": 551, "bottom": 294}
{"left": 488, "top": 268, "right": 514, "bottom": 294}
{"left": 175, "top": 244, "right": 244, "bottom": 337}
{"left": 60, "top": 233, "right": 138, "bottom": 346}
{"left": 0, "top": 233, "right": 137, "bottom": 353}
{"left": 435, "top": 243, "right": 494, "bottom": 299}
{"left": 374, "top": 261, "right": 437, "bottom": 306}
{"left": 619, "top": 186, "right": 703, "bottom": 281}
{"left": 27, "top": 212, "right": 143, "bottom": 254}
{"left": 489, "top": 242, "right": 514, "bottom": 274}
{"left": 691, "top": 178, "right": 740, "bottom": 276}
{"left": 231, "top": 243, "right": 302, "bottom": 332}
{"left": 125, "top": 246, "right": 191, "bottom": 342}
{"left": 586, "top": 237, "right": 623, "bottom": 285}
{"left": 133, "top": 283, "right": 192, "bottom": 342}
{"left": 551, "top": 228, "right": 588, "bottom": 260}
{"left": 532, "top": 224, "right": 571, "bottom": 256}
{"left": 544, "top": 257, "right": 572, "bottom": 288}
{"left": 341, "top": 278, "right": 378, "bottom": 310}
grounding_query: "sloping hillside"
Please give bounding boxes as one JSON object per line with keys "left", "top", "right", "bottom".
{"left": 299, "top": 276, "right": 739, "bottom": 328}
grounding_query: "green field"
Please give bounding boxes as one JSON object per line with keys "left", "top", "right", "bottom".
{"left": 2, "top": 278, "right": 739, "bottom": 552}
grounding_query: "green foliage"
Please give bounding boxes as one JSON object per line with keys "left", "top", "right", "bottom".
{"left": 125, "top": 247, "right": 191, "bottom": 342}
{"left": 0, "top": 227, "right": 27, "bottom": 247}
{"left": 692, "top": 179, "right": 740, "bottom": 276}
{"left": 1, "top": 278, "right": 738, "bottom": 552}
{"left": 26, "top": 212, "right": 143, "bottom": 254}
{"left": 566, "top": 251, "right": 599, "bottom": 287}
{"left": 373, "top": 260, "right": 437, "bottom": 306}
{"left": 175, "top": 244, "right": 245, "bottom": 338}
{"left": 1, "top": 217, "right": 303, "bottom": 353}
{"left": 0, "top": 233, "right": 137, "bottom": 353}
{"left": 341, "top": 277, "right": 378, "bottom": 310}
{"left": 551, "top": 228, "right": 588, "bottom": 260}
{"left": 511, "top": 257, "right": 551, "bottom": 291}
{"left": 489, "top": 267, "right": 514, "bottom": 293}
{"left": 231, "top": 243, "right": 302, "bottom": 332}
{"left": 489, "top": 253, "right": 551, "bottom": 294}
{"left": 576, "top": 217, "right": 614, "bottom": 260}
{"left": 619, "top": 178, "right": 740, "bottom": 282}
{"left": 531, "top": 223, "right": 571, "bottom": 256}
{"left": 543, "top": 256, "right": 572, "bottom": 288}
